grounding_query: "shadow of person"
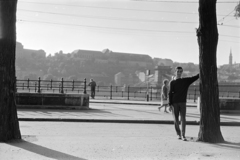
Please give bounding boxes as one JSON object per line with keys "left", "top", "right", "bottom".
{"left": 8, "top": 139, "right": 87, "bottom": 160}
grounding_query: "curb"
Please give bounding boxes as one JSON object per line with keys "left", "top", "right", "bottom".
{"left": 18, "top": 118, "right": 240, "bottom": 126}
{"left": 90, "top": 101, "right": 160, "bottom": 106}
{"left": 16, "top": 102, "right": 197, "bottom": 109}
{"left": 90, "top": 101, "right": 197, "bottom": 107}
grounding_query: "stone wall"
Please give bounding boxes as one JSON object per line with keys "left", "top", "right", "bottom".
{"left": 16, "top": 93, "right": 89, "bottom": 109}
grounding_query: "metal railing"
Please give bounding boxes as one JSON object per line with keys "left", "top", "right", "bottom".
{"left": 16, "top": 77, "right": 87, "bottom": 94}
{"left": 16, "top": 78, "right": 240, "bottom": 101}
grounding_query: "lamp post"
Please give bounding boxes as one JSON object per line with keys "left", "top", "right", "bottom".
{"left": 146, "top": 70, "right": 150, "bottom": 101}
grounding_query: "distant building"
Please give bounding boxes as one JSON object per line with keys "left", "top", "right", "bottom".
{"left": 114, "top": 72, "right": 139, "bottom": 86}
{"left": 104, "top": 51, "right": 153, "bottom": 67}
{"left": 153, "top": 58, "right": 173, "bottom": 66}
{"left": 136, "top": 71, "right": 146, "bottom": 82}
{"left": 115, "top": 72, "right": 125, "bottom": 86}
{"left": 71, "top": 48, "right": 154, "bottom": 68}
{"left": 154, "top": 66, "right": 172, "bottom": 86}
{"left": 16, "top": 42, "right": 46, "bottom": 60}
{"left": 71, "top": 49, "right": 103, "bottom": 60}
{"left": 15, "top": 42, "right": 46, "bottom": 79}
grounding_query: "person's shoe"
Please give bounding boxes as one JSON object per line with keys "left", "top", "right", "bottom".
{"left": 178, "top": 135, "right": 182, "bottom": 140}
{"left": 164, "top": 110, "right": 168, "bottom": 113}
{"left": 182, "top": 136, "right": 187, "bottom": 141}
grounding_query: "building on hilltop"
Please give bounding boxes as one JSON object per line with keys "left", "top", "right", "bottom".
{"left": 153, "top": 58, "right": 173, "bottom": 66}
{"left": 71, "top": 49, "right": 103, "bottom": 60}
{"left": 16, "top": 42, "right": 46, "bottom": 60}
{"left": 71, "top": 48, "right": 154, "bottom": 67}
{"left": 15, "top": 42, "right": 46, "bottom": 79}
{"left": 104, "top": 50, "right": 153, "bottom": 67}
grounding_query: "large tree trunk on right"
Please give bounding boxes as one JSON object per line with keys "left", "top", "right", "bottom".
{"left": 197, "top": 0, "right": 224, "bottom": 143}
{"left": 0, "top": 0, "right": 21, "bottom": 142}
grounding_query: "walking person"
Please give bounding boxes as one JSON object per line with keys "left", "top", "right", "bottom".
{"left": 168, "top": 66, "right": 199, "bottom": 141}
{"left": 88, "top": 78, "right": 96, "bottom": 99}
{"left": 158, "top": 79, "right": 170, "bottom": 113}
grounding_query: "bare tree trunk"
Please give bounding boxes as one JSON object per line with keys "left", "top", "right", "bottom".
{"left": 197, "top": 0, "right": 224, "bottom": 143}
{"left": 0, "top": 0, "right": 21, "bottom": 142}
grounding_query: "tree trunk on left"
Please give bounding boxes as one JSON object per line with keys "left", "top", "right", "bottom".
{"left": 0, "top": 0, "right": 21, "bottom": 142}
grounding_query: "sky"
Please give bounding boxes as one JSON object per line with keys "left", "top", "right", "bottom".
{"left": 16, "top": 0, "right": 240, "bottom": 66}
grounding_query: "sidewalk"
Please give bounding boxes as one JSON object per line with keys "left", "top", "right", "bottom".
{"left": 2, "top": 122, "right": 240, "bottom": 160}
{"left": 17, "top": 99, "right": 240, "bottom": 126}
{"left": 2, "top": 99, "right": 240, "bottom": 160}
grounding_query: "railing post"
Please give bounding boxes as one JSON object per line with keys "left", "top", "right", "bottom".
{"left": 110, "top": 85, "right": 112, "bottom": 100}
{"left": 127, "top": 85, "right": 130, "bottom": 100}
{"left": 22, "top": 83, "right": 24, "bottom": 90}
{"left": 38, "top": 77, "right": 41, "bottom": 93}
{"left": 83, "top": 78, "right": 87, "bottom": 94}
{"left": 50, "top": 79, "right": 53, "bottom": 89}
{"left": 146, "top": 86, "right": 149, "bottom": 102}
{"left": 150, "top": 86, "right": 152, "bottom": 101}
{"left": 27, "top": 78, "right": 30, "bottom": 89}
{"left": 156, "top": 88, "right": 158, "bottom": 99}
{"left": 60, "top": 78, "right": 64, "bottom": 94}
{"left": 35, "top": 82, "right": 37, "bottom": 93}
{"left": 72, "top": 80, "right": 75, "bottom": 91}
{"left": 194, "top": 88, "right": 197, "bottom": 102}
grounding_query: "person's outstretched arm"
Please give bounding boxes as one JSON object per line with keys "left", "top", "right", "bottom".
{"left": 186, "top": 74, "right": 199, "bottom": 84}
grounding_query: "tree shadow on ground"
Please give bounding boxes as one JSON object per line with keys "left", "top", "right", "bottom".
{"left": 8, "top": 137, "right": 87, "bottom": 160}
{"left": 214, "top": 141, "right": 240, "bottom": 150}
{"left": 188, "top": 137, "right": 240, "bottom": 150}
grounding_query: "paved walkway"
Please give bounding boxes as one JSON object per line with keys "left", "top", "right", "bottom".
{"left": 1, "top": 99, "right": 240, "bottom": 160}
{"left": 17, "top": 99, "right": 240, "bottom": 125}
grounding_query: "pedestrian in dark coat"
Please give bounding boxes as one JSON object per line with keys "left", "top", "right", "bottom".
{"left": 88, "top": 78, "right": 96, "bottom": 99}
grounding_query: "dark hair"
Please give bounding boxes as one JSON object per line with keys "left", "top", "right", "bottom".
{"left": 175, "top": 66, "right": 183, "bottom": 70}
{"left": 163, "top": 79, "right": 168, "bottom": 84}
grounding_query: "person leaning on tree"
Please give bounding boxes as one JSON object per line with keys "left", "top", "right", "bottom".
{"left": 168, "top": 66, "right": 199, "bottom": 141}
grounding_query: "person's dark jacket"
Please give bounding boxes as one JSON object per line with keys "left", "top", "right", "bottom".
{"left": 89, "top": 81, "right": 96, "bottom": 89}
{"left": 168, "top": 74, "right": 199, "bottom": 105}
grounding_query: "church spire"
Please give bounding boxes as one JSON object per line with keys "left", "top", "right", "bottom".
{"left": 229, "top": 48, "right": 233, "bottom": 65}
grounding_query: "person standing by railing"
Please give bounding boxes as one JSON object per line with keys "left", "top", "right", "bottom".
{"left": 88, "top": 78, "right": 96, "bottom": 99}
